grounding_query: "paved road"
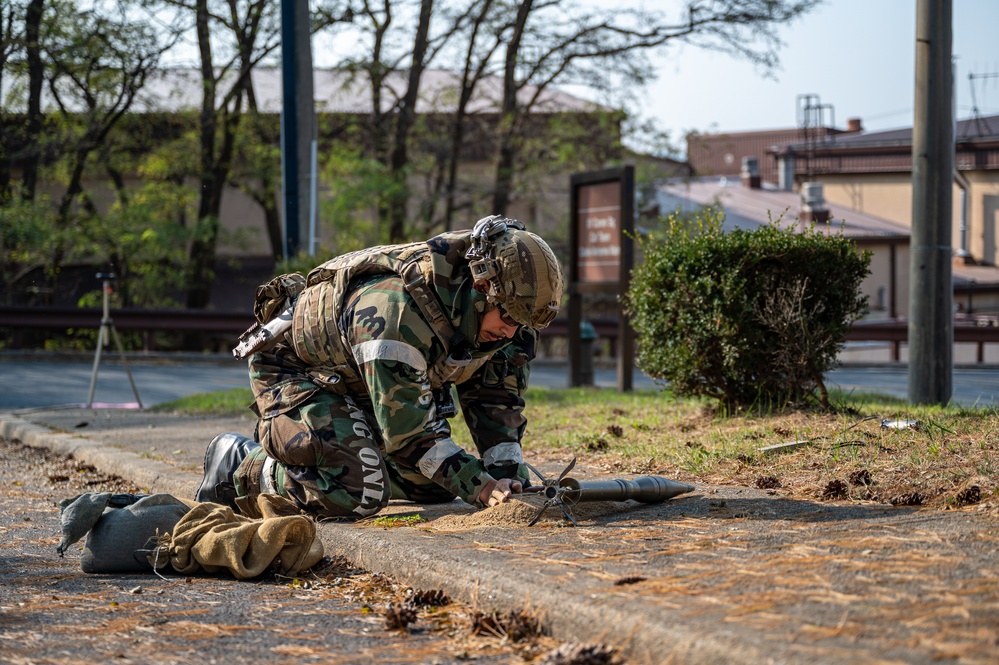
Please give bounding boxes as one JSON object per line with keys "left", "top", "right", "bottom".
{"left": 825, "top": 364, "right": 999, "bottom": 407}
{"left": 1, "top": 354, "right": 996, "bottom": 409}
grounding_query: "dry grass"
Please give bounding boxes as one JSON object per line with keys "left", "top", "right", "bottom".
{"left": 162, "top": 385, "right": 999, "bottom": 512}
{"left": 474, "top": 387, "right": 999, "bottom": 512}
{"left": 287, "top": 556, "right": 562, "bottom": 660}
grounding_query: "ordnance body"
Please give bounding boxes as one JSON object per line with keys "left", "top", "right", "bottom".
{"left": 524, "top": 459, "right": 695, "bottom": 526}
{"left": 559, "top": 476, "right": 695, "bottom": 505}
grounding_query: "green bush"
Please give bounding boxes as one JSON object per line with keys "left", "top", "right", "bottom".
{"left": 625, "top": 208, "right": 870, "bottom": 410}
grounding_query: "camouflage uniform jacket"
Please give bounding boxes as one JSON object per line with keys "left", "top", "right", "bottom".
{"left": 253, "top": 231, "right": 535, "bottom": 505}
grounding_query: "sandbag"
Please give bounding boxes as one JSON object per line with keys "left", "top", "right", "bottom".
{"left": 57, "top": 493, "right": 191, "bottom": 573}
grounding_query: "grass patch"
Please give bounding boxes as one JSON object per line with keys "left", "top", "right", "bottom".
{"left": 507, "top": 387, "right": 999, "bottom": 510}
{"left": 154, "top": 384, "right": 999, "bottom": 510}
{"left": 151, "top": 387, "right": 255, "bottom": 417}
{"left": 369, "top": 514, "right": 427, "bottom": 528}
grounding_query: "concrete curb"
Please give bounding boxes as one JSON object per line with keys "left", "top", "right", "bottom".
{"left": 1, "top": 412, "right": 770, "bottom": 665}
{"left": 0, "top": 416, "right": 195, "bottom": 499}
{"left": 319, "top": 522, "right": 773, "bottom": 665}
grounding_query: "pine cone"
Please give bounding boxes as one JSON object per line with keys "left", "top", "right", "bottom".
{"left": 821, "top": 479, "right": 848, "bottom": 500}
{"left": 410, "top": 588, "right": 450, "bottom": 607}
{"left": 539, "top": 642, "right": 620, "bottom": 665}
{"left": 383, "top": 602, "right": 417, "bottom": 631}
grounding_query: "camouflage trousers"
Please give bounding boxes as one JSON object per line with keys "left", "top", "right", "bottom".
{"left": 233, "top": 387, "right": 455, "bottom": 520}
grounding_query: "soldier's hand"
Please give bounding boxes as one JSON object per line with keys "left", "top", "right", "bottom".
{"left": 479, "top": 477, "right": 523, "bottom": 507}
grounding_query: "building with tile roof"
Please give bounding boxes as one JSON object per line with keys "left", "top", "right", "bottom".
{"left": 680, "top": 110, "right": 999, "bottom": 287}
{"left": 653, "top": 171, "right": 999, "bottom": 363}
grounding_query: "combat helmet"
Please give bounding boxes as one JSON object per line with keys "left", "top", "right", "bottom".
{"left": 465, "top": 215, "right": 564, "bottom": 329}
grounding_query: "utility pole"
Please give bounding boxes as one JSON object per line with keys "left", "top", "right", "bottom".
{"left": 908, "top": 0, "right": 953, "bottom": 405}
{"left": 280, "top": 0, "right": 316, "bottom": 259}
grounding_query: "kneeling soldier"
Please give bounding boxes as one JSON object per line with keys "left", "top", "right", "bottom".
{"left": 195, "top": 216, "right": 563, "bottom": 519}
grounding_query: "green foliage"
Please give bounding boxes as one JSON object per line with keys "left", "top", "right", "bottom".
{"left": 514, "top": 111, "right": 626, "bottom": 214}
{"left": 0, "top": 196, "right": 58, "bottom": 303}
{"left": 89, "top": 182, "right": 195, "bottom": 308}
{"left": 319, "top": 143, "right": 400, "bottom": 252}
{"left": 625, "top": 208, "right": 871, "bottom": 411}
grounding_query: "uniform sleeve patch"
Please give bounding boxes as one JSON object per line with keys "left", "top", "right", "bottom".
{"left": 352, "top": 339, "right": 428, "bottom": 372}
{"left": 417, "top": 439, "right": 464, "bottom": 477}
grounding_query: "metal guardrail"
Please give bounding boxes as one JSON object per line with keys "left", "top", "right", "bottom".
{"left": 2, "top": 306, "right": 998, "bottom": 361}
{"left": 0, "top": 306, "right": 254, "bottom": 351}
{"left": 845, "top": 319, "right": 999, "bottom": 363}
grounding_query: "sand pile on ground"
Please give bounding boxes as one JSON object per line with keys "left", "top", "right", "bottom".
{"left": 427, "top": 498, "right": 628, "bottom": 530}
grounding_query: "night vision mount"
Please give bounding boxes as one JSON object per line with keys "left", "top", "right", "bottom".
{"left": 466, "top": 214, "right": 524, "bottom": 282}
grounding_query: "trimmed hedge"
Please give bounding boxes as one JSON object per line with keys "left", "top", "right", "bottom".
{"left": 625, "top": 209, "right": 870, "bottom": 410}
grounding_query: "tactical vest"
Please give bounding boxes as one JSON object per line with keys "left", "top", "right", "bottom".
{"left": 289, "top": 232, "right": 487, "bottom": 392}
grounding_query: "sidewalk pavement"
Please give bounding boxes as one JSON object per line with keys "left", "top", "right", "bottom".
{"left": 2, "top": 406, "right": 998, "bottom": 665}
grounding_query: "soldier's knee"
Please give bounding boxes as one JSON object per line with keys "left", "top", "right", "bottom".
{"left": 256, "top": 414, "right": 322, "bottom": 467}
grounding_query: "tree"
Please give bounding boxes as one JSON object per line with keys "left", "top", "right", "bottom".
{"left": 0, "top": 0, "right": 173, "bottom": 304}
{"left": 488, "top": 0, "right": 821, "bottom": 215}
{"left": 41, "top": 2, "right": 167, "bottom": 252}
{"left": 435, "top": 0, "right": 503, "bottom": 230}
{"left": 183, "top": 0, "right": 276, "bottom": 307}
{"left": 22, "top": 0, "right": 43, "bottom": 201}
{"left": 155, "top": 0, "right": 346, "bottom": 307}
{"left": 337, "top": 0, "right": 819, "bottom": 235}
{"left": 0, "top": 0, "right": 45, "bottom": 202}
{"left": 345, "top": 0, "right": 472, "bottom": 242}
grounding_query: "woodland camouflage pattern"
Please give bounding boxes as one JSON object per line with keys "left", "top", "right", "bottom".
{"left": 233, "top": 230, "right": 537, "bottom": 519}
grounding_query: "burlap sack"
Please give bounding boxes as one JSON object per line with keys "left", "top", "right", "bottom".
{"left": 152, "top": 494, "right": 324, "bottom": 579}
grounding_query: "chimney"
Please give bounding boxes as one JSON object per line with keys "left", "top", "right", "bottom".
{"left": 846, "top": 117, "right": 863, "bottom": 132}
{"left": 740, "top": 156, "right": 761, "bottom": 189}
{"left": 800, "top": 181, "right": 830, "bottom": 224}
{"left": 777, "top": 151, "right": 795, "bottom": 191}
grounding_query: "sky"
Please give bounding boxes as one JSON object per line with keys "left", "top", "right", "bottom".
{"left": 160, "top": 0, "right": 998, "bottom": 152}
{"left": 618, "top": 0, "right": 999, "bottom": 145}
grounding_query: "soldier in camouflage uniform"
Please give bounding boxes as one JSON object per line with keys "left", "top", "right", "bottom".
{"left": 196, "top": 216, "right": 564, "bottom": 520}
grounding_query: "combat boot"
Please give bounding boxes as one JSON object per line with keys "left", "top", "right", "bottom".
{"left": 195, "top": 433, "right": 261, "bottom": 508}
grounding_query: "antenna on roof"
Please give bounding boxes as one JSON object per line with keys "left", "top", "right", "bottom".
{"left": 967, "top": 69, "right": 999, "bottom": 138}
{"left": 796, "top": 94, "right": 836, "bottom": 182}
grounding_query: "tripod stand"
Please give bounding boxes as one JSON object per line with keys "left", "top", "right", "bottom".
{"left": 86, "top": 274, "right": 143, "bottom": 409}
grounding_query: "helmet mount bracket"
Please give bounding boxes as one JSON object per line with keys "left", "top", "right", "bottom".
{"left": 466, "top": 215, "right": 525, "bottom": 283}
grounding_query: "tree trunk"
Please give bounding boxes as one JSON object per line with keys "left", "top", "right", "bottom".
{"left": 21, "top": 0, "right": 44, "bottom": 201}
{"left": 491, "top": 0, "right": 532, "bottom": 215}
{"left": 386, "top": 0, "right": 433, "bottom": 242}
{"left": 245, "top": 84, "right": 283, "bottom": 263}
{"left": 442, "top": 0, "right": 497, "bottom": 229}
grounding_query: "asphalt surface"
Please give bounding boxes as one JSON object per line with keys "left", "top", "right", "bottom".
{"left": 0, "top": 437, "right": 560, "bottom": 665}
{"left": 2, "top": 353, "right": 998, "bottom": 409}
{"left": 2, "top": 400, "right": 999, "bottom": 663}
